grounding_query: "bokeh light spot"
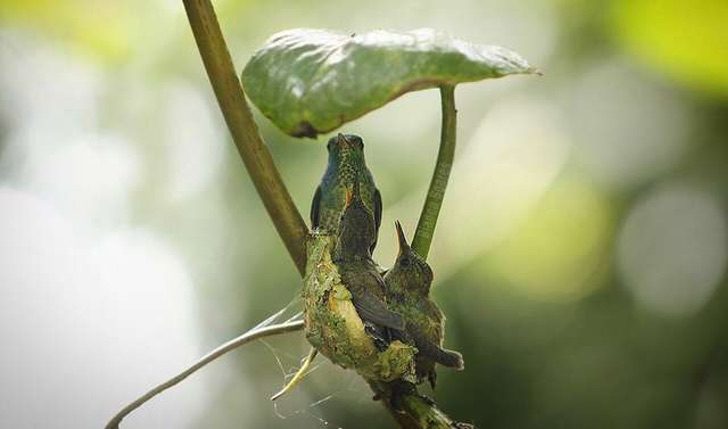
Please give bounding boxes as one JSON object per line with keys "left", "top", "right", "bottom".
{"left": 484, "top": 179, "right": 612, "bottom": 301}
{"left": 617, "top": 183, "right": 727, "bottom": 317}
{"left": 426, "top": 97, "right": 571, "bottom": 276}
{"left": 611, "top": 0, "right": 728, "bottom": 98}
{"left": 570, "top": 62, "right": 690, "bottom": 190}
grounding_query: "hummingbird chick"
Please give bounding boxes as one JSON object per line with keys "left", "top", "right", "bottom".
{"left": 311, "top": 133, "right": 382, "bottom": 252}
{"left": 384, "top": 221, "right": 464, "bottom": 388}
{"left": 333, "top": 180, "right": 404, "bottom": 337}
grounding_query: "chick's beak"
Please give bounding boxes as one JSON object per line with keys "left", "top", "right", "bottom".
{"left": 394, "top": 220, "right": 410, "bottom": 256}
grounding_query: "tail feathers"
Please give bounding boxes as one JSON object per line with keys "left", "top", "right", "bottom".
{"left": 411, "top": 330, "right": 465, "bottom": 370}
{"left": 435, "top": 348, "right": 464, "bottom": 370}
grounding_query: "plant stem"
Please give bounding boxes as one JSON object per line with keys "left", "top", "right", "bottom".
{"left": 105, "top": 320, "right": 304, "bottom": 429}
{"left": 412, "top": 85, "right": 457, "bottom": 260}
{"left": 183, "top": 0, "right": 308, "bottom": 274}
{"left": 270, "top": 347, "right": 318, "bottom": 401}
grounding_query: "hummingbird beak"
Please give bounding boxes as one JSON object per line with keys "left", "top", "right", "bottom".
{"left": 394, "top": 220, "right": 410, "bottom": 255}
{"left": 337, "top": 133, "right": 352, "bottom": 149}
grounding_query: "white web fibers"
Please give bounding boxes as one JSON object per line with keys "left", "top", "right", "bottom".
{"left": 250, "top": 296, "right": 304, "bottom": 331}
{"left": 253, "top": 297, "right": 371, "bottom": 428}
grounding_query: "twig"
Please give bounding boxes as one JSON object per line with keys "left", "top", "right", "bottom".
{"left": 270, "top": 347, "right": 318, "bottom": 400}
{"left": 412, "top": 85, "right": 457, "bottom": 260}
{"left": 105, "top": 320, "right": 304, "bottom": 428}
{"left": 183, "top": 0, "right": 308, "bottom": 274}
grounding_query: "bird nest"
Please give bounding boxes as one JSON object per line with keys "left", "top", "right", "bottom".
{"left": 302, "top": 231, "right": 416, "bottom": 382}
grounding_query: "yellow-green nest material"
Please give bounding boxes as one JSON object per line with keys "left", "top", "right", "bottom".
{"left": 302, "top": 232, "right": 416, "bottom": 382}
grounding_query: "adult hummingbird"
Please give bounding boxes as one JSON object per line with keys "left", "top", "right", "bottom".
{"left": 384, "top": 221, "right": 464, "bottom": 388}
{"left": 333, "top": 180, "right": 404, "bottom": 335}
{"left": 311, "top": 133, "right": 382, "bottom": 252}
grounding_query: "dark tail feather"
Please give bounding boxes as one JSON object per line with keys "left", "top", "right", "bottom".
{"left": 411, "top": 331, "right": 465, "bottom": 370}
{"left": 434, "top": 348, "right": 464, "bottom": 370}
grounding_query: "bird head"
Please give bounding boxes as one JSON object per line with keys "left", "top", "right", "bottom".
{"left": 326, "top": 133, "right": 365, "bottom": 166}
{"left": 389, "top": 221, "right": 434, "bottom": 293}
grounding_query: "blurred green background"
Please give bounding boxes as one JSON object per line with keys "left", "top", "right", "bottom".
{"left": 1, "top": 0, "right": 727, "bottom": 428}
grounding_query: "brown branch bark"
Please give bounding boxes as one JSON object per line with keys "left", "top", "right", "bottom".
{"left": 183, "top": 0, "right": 308, "bottom": 275}
{"left": 369, "top": 381, "right": 473, "bottom": 429}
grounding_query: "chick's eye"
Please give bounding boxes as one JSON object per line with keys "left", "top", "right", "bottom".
{"left": 400, "top": 257, "right": 410, "bottom": 267}
{"left": 326, "top": 141, "right": 333, "bottom": 152}
{"left": 355, "top": 138, "right": 364, "bottom": 149}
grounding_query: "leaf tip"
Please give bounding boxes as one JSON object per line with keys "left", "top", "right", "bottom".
{"left": 529, "top": 66, "right": 544, "bottom": 76}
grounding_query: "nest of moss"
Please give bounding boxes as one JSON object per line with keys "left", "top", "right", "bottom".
{"left": 302, "top": 232, "right": 416, "bottom": 382}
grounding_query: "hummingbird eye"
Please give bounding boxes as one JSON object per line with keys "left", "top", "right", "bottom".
{"left": 400, "top": 256, "right": 411, "bottom": 268}
{"left": 354, "top": 137, "right": 364, "bottom": 149}
{"left": 326, "top": 140, "right": 334, "bottom": 152}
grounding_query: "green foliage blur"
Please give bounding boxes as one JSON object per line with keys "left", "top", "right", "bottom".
{"left": 1, "top": 0, "right": 726, "bottom": 428}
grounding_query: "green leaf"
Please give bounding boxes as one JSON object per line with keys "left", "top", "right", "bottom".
{"left": 241, "top": 28, "right": 538, "bottom": 138}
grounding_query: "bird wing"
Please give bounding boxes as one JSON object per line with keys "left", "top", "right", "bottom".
{"left": 369, "top": 188, "right": 383, "bottom": 253}
{"left": 310, "top": 185, "right": 322, "bottom": 229}
{"left": 351, "top": 293, "right": 405, "bottom": 331}
{"left": 373, "top": 188, "right": 382, "bottom": 232}
{"left": 349, "top": 272, "right": 405, "bottom": 331}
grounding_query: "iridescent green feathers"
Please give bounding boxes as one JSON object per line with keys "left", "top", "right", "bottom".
{"left": 311, "top": 133, "right": 382, "bottom": 252}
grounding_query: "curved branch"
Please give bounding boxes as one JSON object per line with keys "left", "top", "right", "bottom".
{"left": 105, "top": 320, "right": 304, "bottom": 429}
{"left": 183, "top": 0, "right": 308, "bottom": 274}
{"left": 412, "top": 85, "right": 457, "bottom": 260}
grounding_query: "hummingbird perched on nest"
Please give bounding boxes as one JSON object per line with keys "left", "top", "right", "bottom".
{"left": 272, "top": 175, "right": 393, "bottom": 402}
{"left": 384, "top": 221, "right": 464, "bottom": 388}
{"left": 311, "top": 133, "right": 382, "bottom": 252}
{"left": 274, "top": 135, "right": 387, "bottom": 402}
